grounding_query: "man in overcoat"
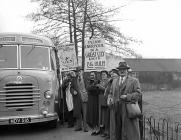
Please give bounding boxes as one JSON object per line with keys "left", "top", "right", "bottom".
{"left": 110, "top": 61, "right": 142, "bottom": 140}
{"left": 69, "top": 70, "right": 82, "bottom": 131}
{"left": 77, "top": 67, "right": 89, "bottom": 132}
{"left": 62, "top": 73, "right": 74, "bottom": 127}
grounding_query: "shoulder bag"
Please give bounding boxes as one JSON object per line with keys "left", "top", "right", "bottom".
{"left": 126, "top": 101, "right": 142, "bottom": 119}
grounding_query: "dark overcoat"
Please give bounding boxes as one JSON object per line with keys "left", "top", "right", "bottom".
{"left": 86, "top": 79, "right": 99, "bottom": 128}
{"left": 105, "top": 78, "right": 117, "bottom": 140}
{"left": 70, "top": 76, "right": 82, "bottom": 118}
{"left": 110, "top": 75, "right": 142, "bottom": 140}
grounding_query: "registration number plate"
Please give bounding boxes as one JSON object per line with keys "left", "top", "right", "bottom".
{"left": 9, "top": 118, "right": 31, "bottom": 124}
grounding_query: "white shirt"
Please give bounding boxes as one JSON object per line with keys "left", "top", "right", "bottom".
{"left": 119, "top": 76, "right": 126, "bottom": 86}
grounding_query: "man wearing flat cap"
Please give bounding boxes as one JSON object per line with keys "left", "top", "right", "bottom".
{"left": 109, "top": 61, "right": 142, "bottom": 140}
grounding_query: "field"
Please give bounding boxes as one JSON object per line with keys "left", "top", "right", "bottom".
{"left": 142, "top": 90, "right": 181, "bottom": 123}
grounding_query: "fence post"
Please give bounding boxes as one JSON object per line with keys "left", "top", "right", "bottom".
{"left": 143, "top": 116, "right": 146, "bottom": 140}
{"left": 158, "top": 122, "right": 160, "bottom": 140}
{"left": 175, "top": 122, "right": 180, "bottom": 140}
{"left": 139, "top": 94, "right": 143, "bottom": 140}
{"left": 161, "top": 118, "right": 168, "bottom": 140}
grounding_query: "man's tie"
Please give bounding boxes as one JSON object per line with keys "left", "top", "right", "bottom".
{"left": 78, "top": 76, "right": 81, "bottom": 82}
{"left": 119, "top": 77, "right": 123, "bottom": 86}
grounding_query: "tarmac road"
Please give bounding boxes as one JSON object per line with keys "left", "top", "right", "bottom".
{"left": 0, "top": 123, "right": 104, "bottom": 140}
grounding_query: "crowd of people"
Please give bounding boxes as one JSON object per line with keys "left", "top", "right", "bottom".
{"left": 61, "top": 61, "right": 142, "bottom": 140}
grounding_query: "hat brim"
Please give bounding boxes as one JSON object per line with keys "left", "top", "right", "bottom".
{"left": 100, "top": 70, "right": 109, "bottom": 75}
{"left": 109, "top": 69, "right": 119, "bottom": 75}
{"left": 116, "top": 66, "right": 130, "bottom": 70}
{"left": 110, "top": 69, "right": 118, "bottom": 72}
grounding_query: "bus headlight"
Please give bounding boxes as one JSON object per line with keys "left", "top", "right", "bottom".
{"left": 41, "top": 108, "right": 48, "bottom": 116}
{"left": 44, "top": 90, "right": 53, "bottom": 99}
{"left": 42, "top": 110, "right": 48, "bottom": 115}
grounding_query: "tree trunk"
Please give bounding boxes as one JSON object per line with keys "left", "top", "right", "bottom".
{"left": 82, "top": 0, "right": 88, "bottom": 70}
{"left": 71, "top": 0, "right": 78, "bottom": 62}
{"left": 68, "top": 0, "right": 73, "bottom": 43}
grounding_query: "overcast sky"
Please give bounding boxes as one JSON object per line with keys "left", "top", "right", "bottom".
{"left": 0, "top": 0, "right": 181, "bottom": 58}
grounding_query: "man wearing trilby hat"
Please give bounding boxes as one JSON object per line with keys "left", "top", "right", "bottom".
{"left": 109, "top": 60, "right": 142, "bottom": 140}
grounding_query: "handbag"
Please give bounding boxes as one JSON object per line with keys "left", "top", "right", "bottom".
{"left": 126, "top": 102, "right": 142, "bottom": 119}
{"left": 107, "top": 95, "right": 113, "bottom": 106}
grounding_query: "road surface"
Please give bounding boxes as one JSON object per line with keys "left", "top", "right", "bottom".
{"left": 0, "top": 123, "right": 105, "bottom": 140}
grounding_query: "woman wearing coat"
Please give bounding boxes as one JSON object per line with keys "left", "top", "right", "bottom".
{"left": 86, "top": 71, "right": 100, "bottom": 135}
{"left": 97, "top": 70, "right": 109, "bottom": 137}
{"left": 106, "top": 69, "right": 119, "bottom": 140}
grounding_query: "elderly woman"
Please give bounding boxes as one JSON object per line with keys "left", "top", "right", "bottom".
{"left": 106, "top": 69, "right": 119, "bottom": 140}
{"left": 86, "top": 71, "right": 100, "bottom": 135}
{"left": 97, "top": 70, "right": 110, "bottom": 137}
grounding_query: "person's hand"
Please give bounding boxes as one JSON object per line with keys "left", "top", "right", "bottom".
{"left": 96, "top": 84, "right": 100, "bottom": 88}
{"left": 97, "top": 84, "right": 104, "bottom": 89}
{"left": 107, "top": 98, "right": 112, "bottom": 105}
{"left": 109, "top": 98, "right": 113, "bottom": 104}
{"left": 107, "top": 96, "right": 113, "bottom": 106}
{"left": 73, "top": 90, "right": 78, "bottom": 95}
{"left": 96, "top": 83, "right": 100, "bottom": 86}
{"left": 120, "top": 95, "right": 127, "bottom": 100}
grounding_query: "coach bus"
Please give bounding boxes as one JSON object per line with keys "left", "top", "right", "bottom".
{"left": 0, "top": 33, "right": 60, "bottom": 127}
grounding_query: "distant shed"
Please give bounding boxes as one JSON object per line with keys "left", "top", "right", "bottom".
{"left": 125, "top": 58, "right": 181, "bottom": 72}
{"left": 125, "top": 59, "right": 181, "bottom": 91}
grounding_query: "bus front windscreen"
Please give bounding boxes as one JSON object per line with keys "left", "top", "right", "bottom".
{"left": 21, "top": 45, "right": 50, "bottom": 70}
{"left": 0, "top": 45, "right": 17, "bottom": 69}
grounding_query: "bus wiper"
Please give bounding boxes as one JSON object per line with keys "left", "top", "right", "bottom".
{"left": 0, "top": 58, "right": 6, "bottom": 62}
{"left": 25, "top": 45, "right": 35, "bottom": 56}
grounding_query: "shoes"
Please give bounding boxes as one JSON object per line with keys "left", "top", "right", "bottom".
{"left": 105, "top": 135, "right": 110, "bottom": 139}
{"left": 101, "top": 133, "right": 107, "bottom": 137}
{"left": 74, "top": 128, "right": 82, "bottom": 131}
{"left": 83, "top": 129, "right": 88, "bottom": 132}
{"left": 67, "top": 124, "right": 74, "bottom": 128}
{"left": 104, "top": 137, "right": 110, "bottom": 140}
{"left": 91, "top": 131, "right": 96, "bottom": 136}
{"left": 95, "top": 130, "right": 100, "bottom": 135}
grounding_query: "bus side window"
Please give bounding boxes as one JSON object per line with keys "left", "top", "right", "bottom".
{"left": 50, "top": 50, "right": 56, "bottom": 71}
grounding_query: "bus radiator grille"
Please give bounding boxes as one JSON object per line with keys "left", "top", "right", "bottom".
{"left": 1, "top": 83, "right": 40, "bottom": 109}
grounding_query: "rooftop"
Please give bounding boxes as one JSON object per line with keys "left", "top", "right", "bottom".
{"left": 125, "top": 58, "right": 181, "bottom": 72}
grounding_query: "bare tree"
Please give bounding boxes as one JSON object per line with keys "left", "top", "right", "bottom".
{"left": 68, "top": 0, "right": 73, "bottom": 43}
{"left": 27, "top": 0, "right": 141, "bottom": 67}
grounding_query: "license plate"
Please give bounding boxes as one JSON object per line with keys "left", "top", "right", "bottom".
{"left": 9, "top": 118, "right": 31, "bottom": 124}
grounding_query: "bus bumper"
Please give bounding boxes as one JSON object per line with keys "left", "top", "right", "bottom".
{"left": 0, "top": 113, "right": 58, "bottom": 125}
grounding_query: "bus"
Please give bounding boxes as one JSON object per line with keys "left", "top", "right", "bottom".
{"left": 0, "top": 33, "right": 60, "bottom": 127}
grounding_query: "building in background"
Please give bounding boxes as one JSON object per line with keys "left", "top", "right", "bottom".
{"left": 125, "top": 59, "right": 181, "bottom": 91}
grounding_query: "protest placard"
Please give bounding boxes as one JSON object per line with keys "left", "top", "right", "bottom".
{"left": 84, "top": 39, "right": 106, "bottom": 72}
{"left": 57, "top": 43, "right": 78, "bottom": 71}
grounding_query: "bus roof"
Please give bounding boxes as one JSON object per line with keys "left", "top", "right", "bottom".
{"left": 0, "top": 32, "right": 54, "bottom": 47}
